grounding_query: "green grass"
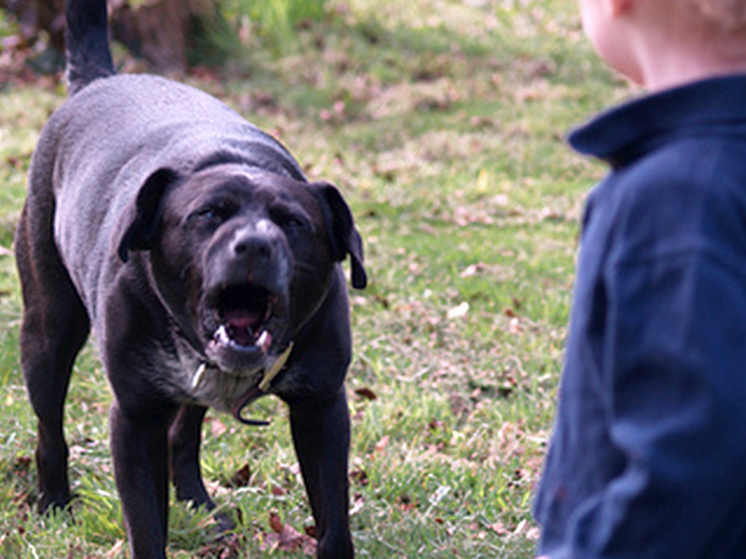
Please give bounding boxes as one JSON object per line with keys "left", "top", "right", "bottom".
{"left": 0, "top": 0, "right": 631, "bottom": 557}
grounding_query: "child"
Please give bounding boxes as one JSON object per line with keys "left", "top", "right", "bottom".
{"left": 534, "top": 0, "right": 746, "bottom": 557}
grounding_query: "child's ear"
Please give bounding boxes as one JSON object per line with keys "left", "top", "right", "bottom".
{"left": 607, "top": 0, "right": 632, "bottom": 18}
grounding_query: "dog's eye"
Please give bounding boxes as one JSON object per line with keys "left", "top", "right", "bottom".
{"left": 285, "top": 216, "right": 307, "bottom": 229}
{"left": 190, "top": 202, "right": 235, "bottom": 225}
{"left": 271, "top": 209, "right": 310, "bottom": 232}
{"left": 191, "top": 208, "right": 222, "bottom": 225}
{"left": 197, "top": 208, "right": 218, "bottom": 220}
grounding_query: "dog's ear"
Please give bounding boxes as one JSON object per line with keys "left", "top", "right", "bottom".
{"left": 118, "top": 168, "right": 179, "bottom": 262}
{"left": 311, "top": 182, "right": 367, "bottom": 289}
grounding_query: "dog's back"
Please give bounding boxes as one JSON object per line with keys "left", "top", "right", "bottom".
{"left": 47, "top": 74, "right": 306, "bottom": 318}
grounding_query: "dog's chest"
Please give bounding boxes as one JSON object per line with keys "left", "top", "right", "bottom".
{"left": 160, "top": 342, "right": 263, "bottom": 413}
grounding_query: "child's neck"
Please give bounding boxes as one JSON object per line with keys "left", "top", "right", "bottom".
{"left": 638, "top": 44, "right": 746, "bottom": 91}
{"left": 627, "top": 5, "right": 746, "bottom": 92}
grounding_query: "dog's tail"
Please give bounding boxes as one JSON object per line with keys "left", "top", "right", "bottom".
{"left": 65, "top": 0, "right": 116, "bottom": 95}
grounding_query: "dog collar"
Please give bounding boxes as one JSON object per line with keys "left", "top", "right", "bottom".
{"left": 192, "top": 342, "right": 294, "bottom": 426}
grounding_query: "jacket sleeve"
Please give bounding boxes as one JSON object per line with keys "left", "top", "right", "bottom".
{"left": 550, "top": 249, "right": 746, "bottom": 558}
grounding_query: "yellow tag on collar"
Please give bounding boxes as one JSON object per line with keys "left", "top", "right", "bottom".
{"left": 192, "top": 362, "right": 208, "bottom": 390}
{"left": 259, "top": 342, "right": 294, "bottom": 392}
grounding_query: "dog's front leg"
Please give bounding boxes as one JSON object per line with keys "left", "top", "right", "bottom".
{"left": 290, "top": 388, "right": 354, "bottom": 559}
{"left": 169, "top": 404, "right": 236, "bottom": 532}
{"left": 169, "top": 404, "right": 211, "bottom": 506}
{"left": 110, "top": 400, "right": 172, "bottom": 559}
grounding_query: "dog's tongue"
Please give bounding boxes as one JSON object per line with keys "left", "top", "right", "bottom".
{"left": 223, "top": 309, "right": 262, "bottom": 346}
{"left": 224, "top": 309, "right": 262, "bottom": 329}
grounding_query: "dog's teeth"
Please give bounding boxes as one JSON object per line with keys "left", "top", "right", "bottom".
{"left": 255, "top": 330, "right": 267, "bottom": 348}
{"left": 216, "top": 325, "right": 231, "bottom": 346}
{"left": 256, "top": 330, "right": 271, "bottom": 352}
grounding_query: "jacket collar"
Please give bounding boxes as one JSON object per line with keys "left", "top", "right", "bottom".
{"left": 569, "top": 74, "right": 746, "bottom": 169}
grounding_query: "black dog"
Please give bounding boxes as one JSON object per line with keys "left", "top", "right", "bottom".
{"left": 14, "top": 1, "right": 366, "bottom": 557}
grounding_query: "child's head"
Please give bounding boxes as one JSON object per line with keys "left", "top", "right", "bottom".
{"left": 686, "top": 0, "right": 746, "bottom": 32}
{"left": 578, "top": 0, "right": 746, "bottom": 90}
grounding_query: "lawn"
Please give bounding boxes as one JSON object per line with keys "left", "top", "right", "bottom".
{"left": 0, "top": 0, "right": 632, "bottom": 557}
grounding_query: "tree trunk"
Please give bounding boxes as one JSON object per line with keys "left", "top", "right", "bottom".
{"left": 1, "top": 0, "right": 214, "bottom": 70}
{"left": 110, "top": 0, "right": 213, "bottom": 71}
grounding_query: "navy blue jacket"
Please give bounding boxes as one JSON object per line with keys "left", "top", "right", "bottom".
{"left": 534, "top": 75, "right": 746, "bottom": 559}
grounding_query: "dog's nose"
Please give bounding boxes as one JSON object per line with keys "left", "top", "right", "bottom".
{"left": 216, "top": 221, "right": 289, "bottom": 292}
{"left": 231, "top": 232, "right": 272, "bottom": 263}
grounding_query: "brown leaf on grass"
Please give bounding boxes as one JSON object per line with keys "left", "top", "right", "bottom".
{"left": 366, "top": 78, "right": 460, "bottom": 119}
{"left": 196, "top": 533, "right": 245, "bottom": 558}
{"left": 459, "top": 263, "right": 487, "bottom": 278}
{"left": 12, "top": 455, "right": 32, "bottom": 471}
{"left": 208, "top": 416, "right": 228, "bottom": 437}
{"left": 261, "top": 511, "right": 317, "bottom": 555}
{"left": 538, "top": 206, "right": 565, "bottom": 222}
{"left": 269, "top": 511, "right": 284, "bottom": 533}
{"left": 188, "top": 65, "right": 220, "bottom": 82}
{"left": 229, "top": 464, "right": 251, "bottom": 488}
{"left": 374, "top": 293, "right": 390, "bottom": 309}
{"left": 354, "top": 387, "right": 377, "bottom": 401}
{"left": 398, "top": 494, "right": 417, "bottom": 512}
{"left": 105, "top": 540, "right": 126, "bottom": 558}
{"left": 350, "top": 467, "right": 369, "bottom": 487}
{"left": 448, "top": 394, "right": 470, "bottom": 417}
{"left": 428, "top": 418, "right": 445, "bottom": 431}
{"left": 304, "top": 524, "right": 318, "bottom": 538}
{"left": 350, "top": 492, "right": 365, "bottom": 516}
{"left": 450, "top": 205, "right": 495, "bottom": 227}
{"left": 374, "top": 435, "right": 390, "bottom": 453}
{"left": 488, "top": 521, "right": 510, "bottom": 536}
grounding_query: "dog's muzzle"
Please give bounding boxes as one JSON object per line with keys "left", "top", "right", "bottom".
{"left": 208, "top": 283, "right": 278, "bottom": 355}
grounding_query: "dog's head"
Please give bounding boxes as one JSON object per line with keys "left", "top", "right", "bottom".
{"left": 118, "top": 165, "right": 366, "bottom": 380}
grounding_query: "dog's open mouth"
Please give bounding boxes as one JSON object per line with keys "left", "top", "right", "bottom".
{"left": 199, "top": 282, "right": 292, "bottom": 425}
{"left": 209, "top": 283, "right": 280, "bottom": 355}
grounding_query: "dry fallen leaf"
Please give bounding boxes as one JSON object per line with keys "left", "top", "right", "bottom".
{"left": 269, "top": 511, "right": 283, "bottom": 533}
{"left": 374, "top": 435, "right": 390, "bottom": 453}
{"left": 350, "top": 492, "right": 365, "bottom": 516}
{"left": 354, "top": 387, "right": 378, "bottom": 401}
{"left": 105, "top": 540, "right": 126, "bottom": 558}
{"left": 459, "top": 263, "right": 488, "bottom": 278}
{"left": 208, "top": 416, "right": 228, "bottom": 437}
{"left": 488, "top": 521, "right": 510, "bottom": 536}
{"left": 350, "top": 467, "right": 369, "bottom": 486}
{"left": 229, "top": 464, "right": 251, "bottom": 488}
{"left": 261, "top": 512, "right": 317, "bottom": 555}
{"left": 196, "top": 533, "right": 245, "bottom": 558}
